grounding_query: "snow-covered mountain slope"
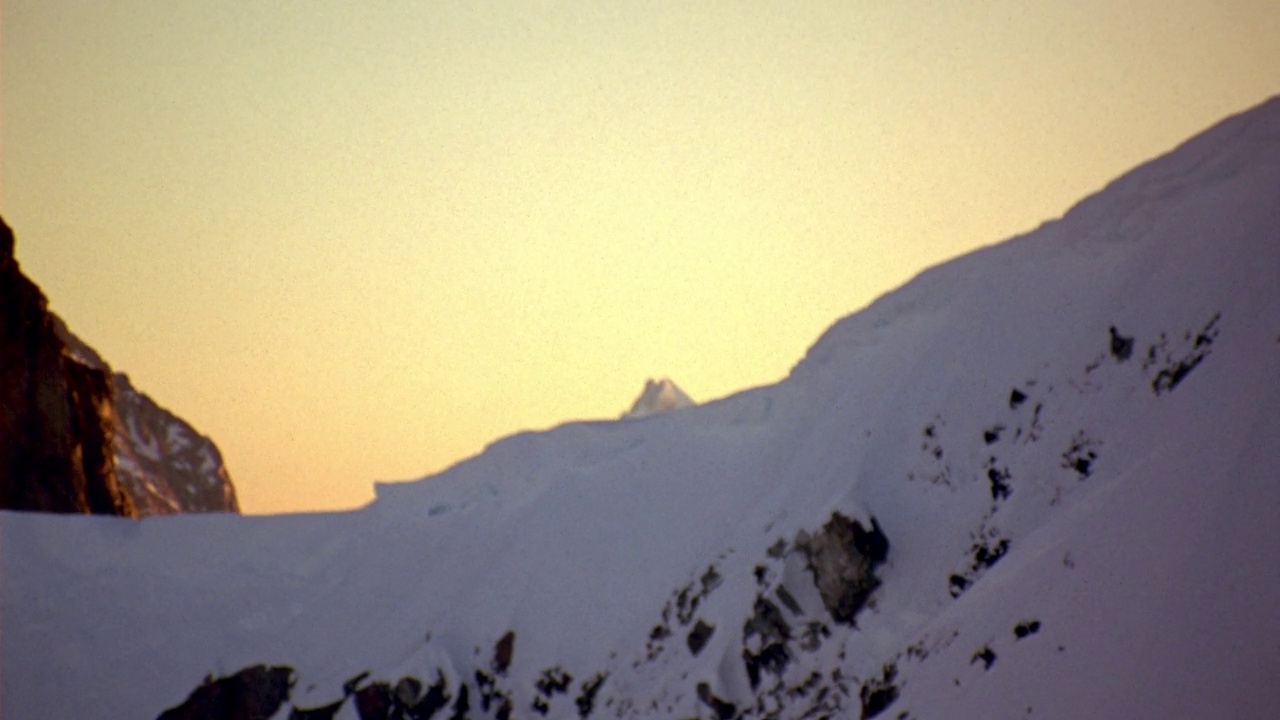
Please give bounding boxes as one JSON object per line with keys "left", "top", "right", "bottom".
{"left": 4, "top": 96, "right": 1280, "bottom": 720}
{"left": 623, "top": 378, "right": 696, "bottom": 418}
{"left": 56, "top": 319, "right": 240, "bottom": 515}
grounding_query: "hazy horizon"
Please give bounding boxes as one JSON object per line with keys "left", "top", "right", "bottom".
{"left": 3, "top": 1, "right": 1277, "bottom": 513}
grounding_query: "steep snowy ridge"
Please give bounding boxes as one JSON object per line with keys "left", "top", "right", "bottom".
{"left": 3, "top": 97, "right": 1278, "bottom": 720}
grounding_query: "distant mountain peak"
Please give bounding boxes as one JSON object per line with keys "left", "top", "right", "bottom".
{"left": 623, "top": 377, "right": 695, "bottom": 418}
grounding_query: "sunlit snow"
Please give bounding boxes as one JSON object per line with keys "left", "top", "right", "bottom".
{"left": 3, "top": 98, "right": 1279, "bottom": 720}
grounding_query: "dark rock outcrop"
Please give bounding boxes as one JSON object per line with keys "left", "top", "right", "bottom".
{"left": 696, "top": 682, "right": 737, "bottom": 720}
{"left": 0, "top": 216, "right": 237, "bottom": 516}
{"left": 352, "top": 682, "right": 395, "bottom": 720}
{"left": 57, "top": 320, "right": 239, "bottom": 514}
{"left": 687, "top": 618, "right": 715, "bottom": 656}
{"left": 492, "top": 630, "right": 516, "bottom": 674}
{"left": 1109, "top": 326, "right": 1134, "bottom": 361}
{"left": 795, "top": 513, "right": 889, "bottom": 625}
{"left": 0, "top": 216, "right": 136, "bottom": 517}
{"left": 156, "top": 665, "right": 294, "bottom": 720}
{"left": 858, "top": 662, "right": 899, "bottom": 719}
{"left": 742, "top": 596, "right": 792, "bottom": 689}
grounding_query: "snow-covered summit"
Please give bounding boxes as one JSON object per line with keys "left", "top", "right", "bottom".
{"left": 3, "top": 97, "right": 1279, "bottom": 720}
{"left": 623, "top": 377, "right": 696, "bottom": 418}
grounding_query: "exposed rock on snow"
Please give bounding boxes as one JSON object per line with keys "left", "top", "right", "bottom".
{"left": 687, "top": 619, "right": 715, "bottom": 656}
{"left": 493, "top": 630, "right": 516, "bottom": 674}
{"left": 794, "top": 513, "right": 889, "bottom": 626}
{"left": 156, "top": 665, "right": 293, "bottom": 720}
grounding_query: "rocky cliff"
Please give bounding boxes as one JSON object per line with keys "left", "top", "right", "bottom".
{"left": 0, "top": 216, "right": 136, "bottom": 516}
{"left": 0, "top": 216, "right": 238, "bottom": 516}
{"left": 56, "top": 319, "right": 240, "bottom": 514}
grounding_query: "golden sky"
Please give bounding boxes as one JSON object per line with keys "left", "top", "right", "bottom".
{"left": 2, "top": 1, "right": 1277, "bottom": 514}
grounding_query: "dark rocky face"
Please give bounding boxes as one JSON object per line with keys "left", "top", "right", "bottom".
{"left": 156, "top": 665, "right": 294, "bottom": 720}
{"left": 796, "top": 513, "right": 889, "bottom": 625}
{"left": 0, "top": 215, "right": 238, "bottom": 516}
{"left": 0, "top": 216, "right": 136, "bottom": 517}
